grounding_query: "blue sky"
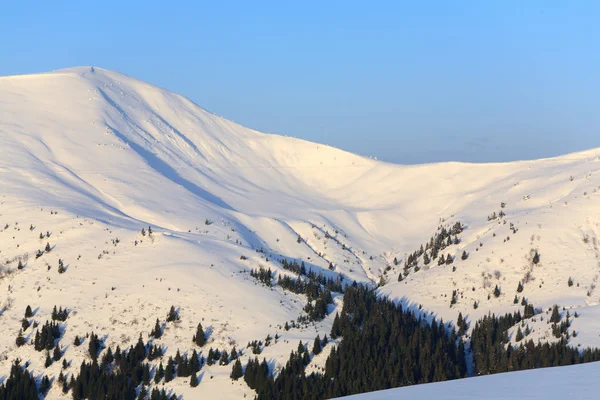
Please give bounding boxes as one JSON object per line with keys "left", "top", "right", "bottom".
{"left": 1, "top": 1, "right": 598, "bottom": 164}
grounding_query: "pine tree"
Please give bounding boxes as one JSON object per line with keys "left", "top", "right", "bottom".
{"left": 550, "top": 305, "right": 561, "bottom": 323}
{"left": 313, "top": 335, "right": 322, "bottom": 355}
{"left": 230, "top": 359, "right": 243, "bottom": 380}
{"left": 151, "top": 318, "right": 162, "bottom": 338}
{"left": 165, "top": 357, "right": 175, "bottom": 382}
{"left": 517, "top": 281, "right": 524, "bottom": 293}
{"left": 53, "top": 345, "right": 62, "bottom": 361}
{"left": 25, "top": 305, "right": 33, "bottom": 318}
{"left": 457, "top": 313, "right": 464, "bottom": 334}
{"left": 516, "top": 326, "right": 524, "bottom": 342}
{"left": 16, "top": 329, "right": 25, "bottom": 347}
{"left": 167, "top": 306, "right": 178, "bottom": 322}
{"left": 40, "top": 375, "right": 51, "bottom": 395}
{"left": 219, "top": 350, "right": 230, "bottom": 365}
{"left": 461, "top": 250, "right": 468, "bottom": 260}
{"left": 45, "top": 351, "right": 53, "bottom": 367}
{"left": 190, "top": 372, "right": 199, "bottom": 387}
{"left": 190, "top": 349, "right": 200, "bottom": 373}
{"left": 493, "top": 285, "right": 501, "bottom": 298}
{"left": 45, "top": 242, "right": 51, "bottom": 252}
{"left": 331, "top": 312, "right": 341, "bottom": 338}
{"left": 193, "top": 322, "right": 206, "bottom": 346}
{"left": 532, "top": 251, "right": 540, "bottom": 265}
{"left": 154, "top": 362, "right": 165, "bottom": 384}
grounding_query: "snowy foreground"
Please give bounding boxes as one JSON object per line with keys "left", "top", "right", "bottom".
{"left": 341, "top": 361, "right": 600, "bottom": 399}
{"left": 1, "top": 66, "right": 600, "bottom": 398}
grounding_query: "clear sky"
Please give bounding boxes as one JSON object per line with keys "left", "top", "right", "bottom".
{"left": 1, "top": 1, "right": 598, "bottom": 164}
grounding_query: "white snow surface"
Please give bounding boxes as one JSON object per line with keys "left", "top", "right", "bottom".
{"left": 339, "top": 361, "right": 600, "bottom": 399}
{"left": 1, "top": 66, "right": 600, "bottom": 398}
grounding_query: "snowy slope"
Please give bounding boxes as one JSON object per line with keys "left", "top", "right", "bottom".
{"left": 339, "top": 361, "right": 600, "bottom": 399}
{"left": 1, "top": 66, "right": 600, "bottom": 398}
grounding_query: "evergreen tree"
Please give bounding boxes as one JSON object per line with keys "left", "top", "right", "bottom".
{"left": 151, "top": 318, "right": 162, "bottom": 338}
{"left": 165, "top": 357, "right": 175, "bottom": 382}
{"left": 88, "top": 332, "right": 102, "bottom": 359}
{"left": 219, "top": 350, "right": 230, "bottom": 366}
{"left": 45, "top": 351, "right": 53, "bottom": 367}
{"left": 190, "top": 372, "right": 199, "bottom": 387}
{"left": 40, "top": 375, "right": 51, "bottom": 395}
{"left": 167, "top": 306, "right": 179, "bottom": 322}
{"left": 313, "top": 335, "right": 322, "bottom": 355}
{"left": 550, "top": 305, "right": 561, "bottom": 323}
{"left": 154, "top": 362, "right": 165, "bottom": 384}
{"left": 516, "top": 326, "right": 524, "bottom": 342}
{"left": 193, "top": 322, "right": 206, "bottom": 346}
{"left": 461, "top": 250, "right": 468, "bottom": 260}
{"left": 517, "top": 281, "right": 524, "bottom": 293}
{"left": 45, "top": 242, "right": 51, "bottom": 252}
{"left": 331, "top": 312, "right": 342, "bottom": 339}
{"left": 53, "top": 345, "right": 62, "bottom": 361}
{"left": 456, "top": 313, "right": 465, "bottom": 335}
{"left": 25, "top": 305, "right": 33, "bottom": 318}
{"left": 15, "top": 329, "right": 25, "bottom": 347}
{"left": 493, "top": 285, "right": 501, "bottom": 298}
{"left": 230, "top": 359, "right": 243, "bottom": 380}
{"left": 62, "top": 378, "right": 70, "bottom": 394}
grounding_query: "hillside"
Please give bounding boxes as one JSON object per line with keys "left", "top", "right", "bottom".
{"left": 1, "top": 66, "right": 600, "bottom": 398}
{"left": 340, "top": 361, "right": 600, "bottom": 400}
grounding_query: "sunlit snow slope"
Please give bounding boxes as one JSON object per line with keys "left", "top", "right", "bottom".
{"left": 340, "top": 361, "right": 600, "bottom": 400}
{"left": 1, "top": 66, "right": 600, "bottom": 398}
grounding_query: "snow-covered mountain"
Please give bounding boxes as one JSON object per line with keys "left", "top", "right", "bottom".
{"left": 1, "top": 66, "right": 600, "bottom": 398}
